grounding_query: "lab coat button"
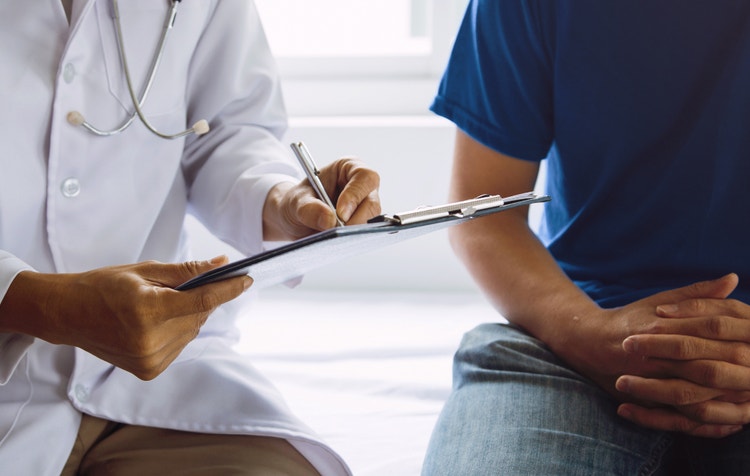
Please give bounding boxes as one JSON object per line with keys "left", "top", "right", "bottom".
{"left": 63, "top": 63, "right": 76, "bottom": 84}
{"left": 74, "top": 384, "right": 89, "bottom": 402}
{"left": 61, "top": 178, "right": 81, "bottom": 198}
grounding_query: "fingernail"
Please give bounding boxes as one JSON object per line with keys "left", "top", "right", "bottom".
{"left": 338, "top": 203, "right": 354, "bottom": 222}
{"left": 656, "top": 304, "right": 679, "bottom": 314}
{"left": 209, "top": 255, "right": 228, "bottom": 265}
{"left": 617, "top": 405, "right": 633, "bottom": 419}
{"left": 318, "top": 213, "right": 334, "bottom": 230}
{"left": 622, "top": 337, "right": 639, "bottom": 353}
{"left": 242, "top": 277, "right": 253, "bottom": 291}
{"left": 615, "top": 377, "right": 630, "bottom": 393}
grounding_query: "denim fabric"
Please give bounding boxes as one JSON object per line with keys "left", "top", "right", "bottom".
{"left": 422, "top": 323, "right": 750, "bottom": 476}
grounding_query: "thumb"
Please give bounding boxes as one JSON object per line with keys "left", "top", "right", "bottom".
{"left": 182, "top": 255, "right": 230, "bottom": 278}
{"left": 151, "top": 255, "right": 230, "bottom": 287}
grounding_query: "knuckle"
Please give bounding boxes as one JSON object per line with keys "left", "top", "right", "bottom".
{"left": 130, "top": 354, "right": 165, "bottom": 381}
{"left": 725, "top": 298, "right": 743, "bottom": 316}
{"left": 673, "top": 417, "right": 700, "bottom": 434}
{"left": 181, "top": 260, "right": 207, "bottom": 275}
{"left": 134, "top": 368, "right": 158, "bottom": 381}
{"left": 134, "top": 363, "right": 164, "bottom": 381}
{"left": 697, "top": 363, "right": 722, "bottom": 387}
{"left": 675, "top": 339, "right": 698, "bottom": 359}
{"left": 686, "top": 403, "right": 712, "bottom": 422}
{"left": 131, "top": 334, "right": 159, "bottom": 358}
{"left": 706, "top": 316, "right": 730, "bottom": 338}
{"left": 647, "top": 321, "right": 668, "bottom": 334}
{"left": 673, "top": 387, "right": 700, "bottom": 405}
{"left": 685, "top": 299, "right": 707, "bottom": 314}
{"left": 195, "top": 291, "right": 221, "bottom": 312}
{"left": 730, "top": 345, "right": 750, "bottom": 366}
{"left": 349, "top": 163, "right": 380, "bottom": 186}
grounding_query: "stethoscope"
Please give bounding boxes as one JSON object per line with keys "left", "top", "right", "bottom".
{"left": 66, "top": 0, "right": 209, "bottom": 139}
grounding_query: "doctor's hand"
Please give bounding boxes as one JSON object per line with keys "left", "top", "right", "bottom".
{"left": 0, "top": 257, "right": 251, "bottom": 380}
{"left": 262, "top": 157, "right": 381, "bottom": 241}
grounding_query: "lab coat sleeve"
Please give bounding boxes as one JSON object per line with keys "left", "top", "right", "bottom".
{"left": 0, "top": 252, "right": 35, "bottom": 384}
{"left": 180, "top": 1, "right": 301, "bottom": 257}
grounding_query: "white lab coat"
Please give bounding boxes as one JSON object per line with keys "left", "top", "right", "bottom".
{"left": 0, "top": 1, "right": 350, "bottom": 474}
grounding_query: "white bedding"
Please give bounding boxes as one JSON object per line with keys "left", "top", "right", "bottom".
{"left": 236, "top": 289, "right": 501, "bottom": 476}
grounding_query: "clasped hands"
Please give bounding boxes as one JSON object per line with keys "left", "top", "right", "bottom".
{"left": 566, "top": 274, "right": 750, "bottom": 438}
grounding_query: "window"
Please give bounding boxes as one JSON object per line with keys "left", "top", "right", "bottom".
{"left": 256, "top": 0, "right": 431, "bottom": 59}
{"left": 254, "top": 0, "right": 468, "bottom": 116}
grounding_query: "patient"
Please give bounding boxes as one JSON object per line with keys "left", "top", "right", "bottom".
{"left": 422, "top": 1, "right": 750, "bottom": 474}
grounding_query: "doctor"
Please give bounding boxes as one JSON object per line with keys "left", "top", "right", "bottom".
{"left": 0, "top": 1, "right": 380, "bottom": 475}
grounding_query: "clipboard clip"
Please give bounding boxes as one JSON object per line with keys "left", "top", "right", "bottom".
{"left": 370, "top": 194, "right": 508, "bottom": 225}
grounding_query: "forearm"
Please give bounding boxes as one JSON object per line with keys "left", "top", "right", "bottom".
{"left": 450, "top": 208, "right": 600, "bottom": 353}
{"left": 447, "top": 129, "right": 601, "bottom": 356}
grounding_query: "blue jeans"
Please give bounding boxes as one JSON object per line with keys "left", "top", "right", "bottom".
{"left": 421, "top": 323, "right": 750, "bottom": 476}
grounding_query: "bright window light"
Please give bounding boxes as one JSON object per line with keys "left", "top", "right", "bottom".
{"left": 253, "top": 0, "right": 468, "bottom": 115}
{"left": 255, "top": 0, "right": 431, "bottom": 58}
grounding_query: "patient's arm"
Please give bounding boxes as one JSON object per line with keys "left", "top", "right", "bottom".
{"left": 448, "top": 129, "right": 745, "bottom": 438}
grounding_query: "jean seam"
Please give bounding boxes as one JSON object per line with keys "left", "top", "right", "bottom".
{"left": 637, "top": 433, "right": 672, "bottom": 476}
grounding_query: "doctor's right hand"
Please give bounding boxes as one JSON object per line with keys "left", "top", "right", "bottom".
{"left": 0, "top": 256, "right": 251, "bottom": 380}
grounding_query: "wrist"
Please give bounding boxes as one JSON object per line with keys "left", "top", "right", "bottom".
{"left": 0, "top": 271, "right": 66, "bottom": 342}
{"left": 520, "top": 294, "right": 603, "bottom": 361}
{"left": 262, "top": 181, "right": 295, "bottom": 241}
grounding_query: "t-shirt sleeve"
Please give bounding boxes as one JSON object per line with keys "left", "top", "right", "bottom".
{"left": 431, "top": 0, "right": 556, "bottom": 161}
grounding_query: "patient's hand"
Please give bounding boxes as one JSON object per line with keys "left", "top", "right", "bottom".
{"left": 614, "top": 274, "right": 750, "bottom": 437}
{"left": 553, "top": 274, "right": 747, "bottom": 438}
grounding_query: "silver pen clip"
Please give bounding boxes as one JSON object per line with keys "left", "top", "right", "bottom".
{"left": 290, "top": 142, "right": 345, "bottom": 227}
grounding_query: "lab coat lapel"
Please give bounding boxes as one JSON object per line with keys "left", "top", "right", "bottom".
{"left": 69, "top": 0, "right": 97, "bottom": 29}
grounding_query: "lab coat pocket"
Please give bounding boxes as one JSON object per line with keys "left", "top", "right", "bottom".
{"left": 94, "top": 0, "right": 194, "bottom": 119}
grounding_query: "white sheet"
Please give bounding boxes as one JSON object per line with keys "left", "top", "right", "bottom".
{"left": 236, "top": 290, "right": 501, "bottom": 476}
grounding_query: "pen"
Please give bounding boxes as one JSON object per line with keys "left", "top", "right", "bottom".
{"left": 290, "top": 141, "right": 345, "bottom": 227}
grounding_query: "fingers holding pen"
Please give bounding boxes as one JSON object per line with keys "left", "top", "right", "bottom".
{"left": 328, "top": 158, "right": 381, "bottom": 224}
{"left": 310, "top": 156, "right": 380, "bottom": 224}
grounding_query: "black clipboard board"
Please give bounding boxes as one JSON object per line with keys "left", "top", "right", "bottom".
{"left": 176, "top": 192, "right": 550, "bottom": 291}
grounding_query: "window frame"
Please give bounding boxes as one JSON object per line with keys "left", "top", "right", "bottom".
{"left": 258, "top": 0, "right": 468, "bottom": 117}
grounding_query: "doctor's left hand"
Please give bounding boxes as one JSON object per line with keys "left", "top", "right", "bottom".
{"left": 262, "top": 157, "right": 381, "bottom": 241}
{"left": 0, "top": 257, "right": 251, "bottom": 380}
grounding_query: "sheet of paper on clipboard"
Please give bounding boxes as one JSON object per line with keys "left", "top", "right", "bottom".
{"left": 176, "top": 192, "right": 550, "bottom": 291}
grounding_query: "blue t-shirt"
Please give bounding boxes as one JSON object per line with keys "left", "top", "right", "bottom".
{"left": 433, "top": 0, "right": 750, "bottom": 307}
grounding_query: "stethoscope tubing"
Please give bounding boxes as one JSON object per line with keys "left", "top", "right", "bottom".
{"left": 69, "top": 0, "right": 208, "bottom": 139}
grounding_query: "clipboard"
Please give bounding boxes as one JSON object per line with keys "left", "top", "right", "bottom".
{"left": 176, "top": 192, "right": 550, "bottom": 291}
